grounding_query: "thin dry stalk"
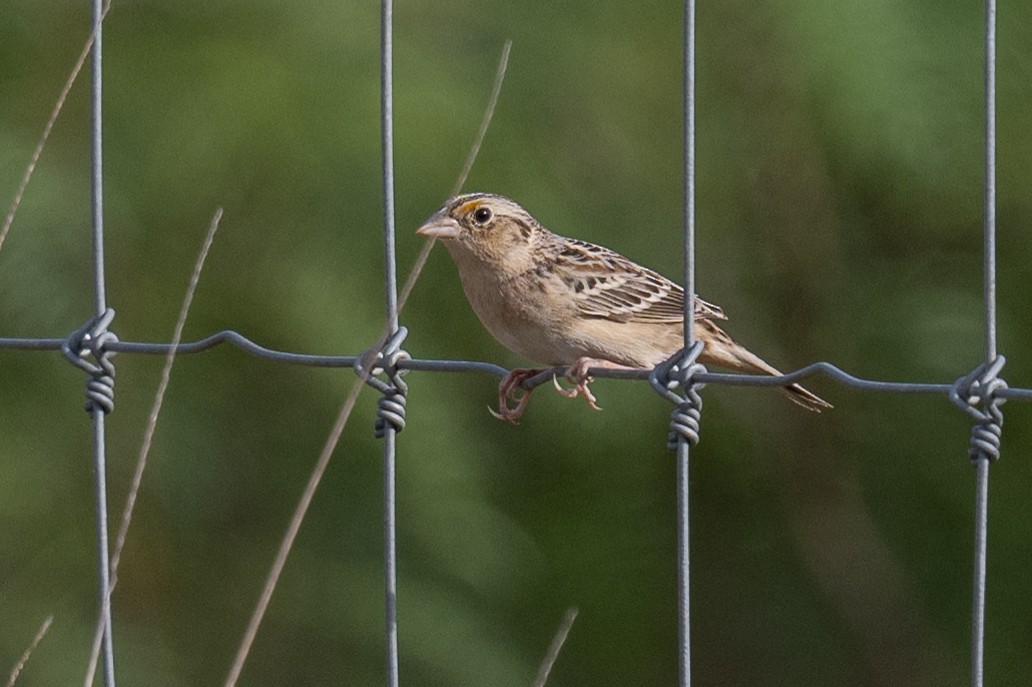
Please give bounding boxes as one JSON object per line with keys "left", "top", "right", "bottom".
{"left": 83, "top": 209, "right": 223, "bottom": 687}
{"left": 0, "top": 1, "right": 112, "bottom": 255}
{"left": 397, "top": 39, "right": 511, "bottom": 311}
{"left": 223, "top": 40, "right": 512, "bottom": 686}
{"left": 5, "top": 616, "right": 54, "bottom": 687}
{"left": 533, "top": 607, "right": 578, "bottom": 687}
{"left": 223, "top": 380, "right": 365, "bottom": 687}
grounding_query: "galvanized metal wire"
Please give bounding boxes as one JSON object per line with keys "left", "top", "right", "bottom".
{"left": 379, "top": 2, "right": 403, "bottom": 684}
{"left": 88, "top": 0, "right": 116, "bottom": 683}
{"left": 0, "top": 1, "right": 1021, "bottom": 686}
{"left": 678, "top": 4, "right": 698, "bottom": 684}
{"left": 971, "top": 1, "right": 999, "bottom": 684}
{"left": 3, "top": 330, "right": 1030, "bottom": 404}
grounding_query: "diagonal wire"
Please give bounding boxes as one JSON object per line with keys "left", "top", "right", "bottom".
{"left": 83, "top": 209, "right": 223, "bottom": 687}
{"left": 222, "top": 40, "right": 513, "bottom": 687}
{"left": 0, "top": 0, "right": 113, "bottom": 256}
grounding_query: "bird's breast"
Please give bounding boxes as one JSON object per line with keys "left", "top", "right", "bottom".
{"left": 457, "top": 269, "right": 572, "bottom": 364}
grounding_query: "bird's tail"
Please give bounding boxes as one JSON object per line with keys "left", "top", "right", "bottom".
{"left": 695, "top": 321, "right": 832, "bottom": 413}
{"left": 777, "top": 377, "right": 833, "bottom": 413}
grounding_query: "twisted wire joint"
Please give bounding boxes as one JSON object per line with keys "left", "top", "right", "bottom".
{"left": 355, "top": 327, "right": 411, "bottom": 438}
{"left": 649, "top": 341, "right": 707, "bottom": 450}
{"left": 949, "top": 356, "right": 1007, "bottom": 463}
{"left": 61, "top": 308, "right": 118, "bottom": 414}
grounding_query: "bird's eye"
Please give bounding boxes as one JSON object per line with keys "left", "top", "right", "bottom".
{"left": 472, "top": 206, "right": 493, "bottom": 225}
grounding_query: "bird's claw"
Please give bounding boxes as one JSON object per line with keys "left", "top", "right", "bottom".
{"left": 556, "top": 363, "right": 603, "bottom": 411}
{"left": 489, "top": 392, "right": 531, "bottom": 423}
{"left": 492, "top": 369, "right": 540, "bottom": 422}
{"left": 552, "top": 374, "right": 579, "bottom": 398}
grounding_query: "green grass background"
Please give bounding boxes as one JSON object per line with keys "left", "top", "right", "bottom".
{"left": 1, "top": 1, "right": 1031, "bottom": 685}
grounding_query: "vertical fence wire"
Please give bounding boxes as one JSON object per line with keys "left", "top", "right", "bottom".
{"left": 971, "top": 459, "right": 989, "bottom": 687}
{"left": 380, "top": 0, "right": 399, "bottom": 332}
{"left": 982, "top": 0, "right": 997, "bottom": 364}
{"left": 90, "top": 0, "right": 106, "bottom": 316}
{"left": 89, "top": 0, "right": 116, "bottom": 685}
{"left": 379, "top": 0, "right": 401, "bottom": 685}
{"left": 971, "top": 1, "right": 997, "bottom": 685}
{"left": 677, "top": 1, "right": 697, "bottom": 685}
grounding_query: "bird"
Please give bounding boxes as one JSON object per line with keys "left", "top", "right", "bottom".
{"left": 416, "top": 192, "right": 831, "bottom": 421}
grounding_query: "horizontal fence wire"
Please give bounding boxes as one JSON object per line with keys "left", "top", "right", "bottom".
{"left": 2, "top": 334, "right": 1029, "bottom": 401}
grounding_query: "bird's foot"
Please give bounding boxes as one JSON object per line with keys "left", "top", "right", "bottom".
{"left": 552, "top": 357, "right": 613, "bottom": 411}
{"left": 490, "top": 368, "right": 543, "bottom": 422}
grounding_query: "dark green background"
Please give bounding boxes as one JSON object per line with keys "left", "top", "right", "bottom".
{"left": 2, "top": 1, "right": 1031, "bottom": 685}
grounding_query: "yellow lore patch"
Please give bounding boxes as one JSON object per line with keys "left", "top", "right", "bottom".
{"left": 455, "top": 199, "right": 483, "bottom": 217}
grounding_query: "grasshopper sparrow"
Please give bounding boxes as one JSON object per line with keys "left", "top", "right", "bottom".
{"left": 417, "top": 192, "right": 831, "bottom": 421}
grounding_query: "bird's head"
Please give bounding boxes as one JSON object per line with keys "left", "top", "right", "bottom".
{"left": 416, "top": 193, "right": 545, "bottom": 274}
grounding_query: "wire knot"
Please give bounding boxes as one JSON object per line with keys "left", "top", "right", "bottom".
{"left": 61, "top": 308, "right": 118, "bottom": 415}
{"left": 355, "top": 327, "right": 411, "bottom": 439}
{"left": 649, "top": 341, "right": 706, "bottom": 450}
{"left": 950, "top": 356, "right": 1007, "bottom": 464}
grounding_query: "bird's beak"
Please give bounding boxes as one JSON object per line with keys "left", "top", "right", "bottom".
{"left": 416, "top": 217, "right": 461, "bottom": 239}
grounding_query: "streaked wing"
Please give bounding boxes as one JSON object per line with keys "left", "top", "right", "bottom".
{"left": 550, "top": 238, "right": 726, "bottom": 323}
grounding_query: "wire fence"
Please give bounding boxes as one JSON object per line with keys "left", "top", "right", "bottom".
{"left": 0, "top": 1, "right": 1023, "bottom": 686}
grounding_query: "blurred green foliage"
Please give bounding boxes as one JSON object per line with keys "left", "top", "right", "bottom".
{"left": 2, "top": 1, "right": 1031, "bottom": 685}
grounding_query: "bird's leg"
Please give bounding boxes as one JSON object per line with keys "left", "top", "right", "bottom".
{"left": 555, "top": 357, "right": 633, "bottom": 412}
{"left": 490, "top": 368, "right": 544, "bottom": 422}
